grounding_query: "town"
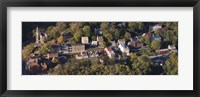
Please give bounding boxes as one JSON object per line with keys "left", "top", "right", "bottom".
{"left": 22, "top": 22, "right": 178, "bottom": 75}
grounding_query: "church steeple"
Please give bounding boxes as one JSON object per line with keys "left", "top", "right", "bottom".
{"left": 35, "top": 26, "right": 40, "bottom": 44}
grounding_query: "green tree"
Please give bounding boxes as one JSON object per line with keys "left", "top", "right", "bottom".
{"left": 47, "top": 26, "right": 60, "bottom": 39}
{"left": 151, "top": 40, "right": 161, "bottom": 50}
{"left": 130, "top": 53, "right": 138, "bottom": 63}
{"left": 52, "top": 58, "right": 59, "bottom": 64}
{"left": 56, "top": 22, "right": 67, "bottom": 32}
{"left": 91, "top": 36, "right": 96, "bottom": 41}
{"left": 74, "top": 30, "right": 83, "bottom": 42}
{"left": 142, "top": 35, "right": 151, "bottom": 45}
{"left": 124, "top": 32, "right": 131, "bottom": 40}
{"left": 69, "top": 23, "right": 82, "bottom": 34}
{"left": 114, "top": 29, "right": 120, "bottom": 39}
{"left": 38, "top": 43, "right": 51, "bottom": 54}
{"left": 100, "top": 22, "right": 109, "bottom": 31}
{"left": 22, "top": 43, "right": 35, "bottom": 60}
{"left": 83, "top": 26, "right": 91, "bottom": 37}
{"left": 163, "top": 52, "right": 178, "bottom": 75}
{"left": 132, "top": 55, "right": 152, "bottom": 75}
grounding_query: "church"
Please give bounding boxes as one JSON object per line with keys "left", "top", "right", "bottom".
{"left": 35, "top": 26, "right": 48, "bottom": 47}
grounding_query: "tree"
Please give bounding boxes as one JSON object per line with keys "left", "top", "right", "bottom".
{"left": 83, "top": 26, "right": 91, "bottom": 37}
{"left": 38, "top": 43, "right": 51, "bottom": 54}
{"left": 114, "top": 29, "right": 120, "bottom": 40}
{"left": 74, "top": 30, "right": 83, "bottom": 42}
{"left": 151, "top": 40, "right": 161, "bottom": 50}
{"left": 69, "top": 23, "right": 82, "bottom": 34}
{"left": 124, "top": 32, "right": 131, "bottom": 40}
{"left": 57, "top": 36, "right": 64, "bottom": 44}
{"left": 103, "top": 30, "right": 113, "bottom": 41}
{"left": 52, "top": 58, "right": 59, "bottom": 64}
{"left": 56, "top": 22, "right": 67, "bottom": 32}
{"left": 132, "top": 55, "right": 152, "bottom": 75}
{"left": 100, "top": 22, "right": 109, "bottom": 31}
{"left": 142, "top": 35, "right": 151, "bottom": 45}
{"left": 22, "top": 43, "right": 35, "bottom": 60}
{"left": 91, "top": 36, "right": 96, "bottom": 41}
{"left": 163, "top": 52, "right": 178, "bottom": 75}
{"left": 47, "top": 26, "right": 60, "bottom": 39}
{"left": 130, "top": 53, "right": 138, "bottom": 63}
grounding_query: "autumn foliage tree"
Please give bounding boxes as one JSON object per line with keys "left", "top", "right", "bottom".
{"left": 57, "top": 36, "right": 64, "bottom": 44}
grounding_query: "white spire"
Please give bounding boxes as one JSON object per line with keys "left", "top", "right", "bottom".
{"left": 36, "top": 26, "right": 39, "bottom": 44}
{"left": 36, "top": 26, "right": 39, "bottom": 33}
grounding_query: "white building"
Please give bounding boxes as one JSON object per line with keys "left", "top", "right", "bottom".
{"left": 104, "top": 47, "right": 115, "bottom": 58}
{"left": 81, "top": 37, "right": 89, "bottom": 44}
{"left": 168, "top": 45, "right": 176, "bottom": 51}
{"left": 151, "top": 24, "right": 162, "bottom": 31}
{"left": 118, "top": 44, "right": 130, "bottom": 56}
{"left": 91, "top": 41, "right": 98, "bottom": 46}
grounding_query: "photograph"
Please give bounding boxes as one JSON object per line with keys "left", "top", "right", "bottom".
{"left": 22, "top": 22, "right": 178, "bottom": 75}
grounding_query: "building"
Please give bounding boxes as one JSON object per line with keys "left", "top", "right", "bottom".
{"left": 104, "top": 47, "right": 115, "bottom": 58}
{"left": 47, "top": 53, "right": 58, "bottom": 59}
{"left": 60, "top": 44, "right": 85, "bottom": 53}
{"left": 76, "top": 52, "right": 88, "bottom": 59}
{"left": 156, "top": 49, "right": 169, "bottom": 55}
{"left": 110, "top": 41, "right": 117, "bottom": 47}
{"left": 72, "top": 44, "right": 85, "bottom": 53}
{"left": 91, "top": 41, "right": 98, "bottom": 46}
{"left": 60, "top": 43, "right": 72, "bottom": 54}
{"left": 151, "top": 24, "right": 162, "bottom": 31}
{"left": 35, "top": 26, "right": 48, "bottom": 46}
{"left": 128, "top": 40, "right": 144, "bottom": 48}
{"left": 82, "top": 37, "right": 89, "bottom": 44}
{"left": 118, "top": 44, "right": 130, "bottom": 56}
{"left": 97, "top": 36, "right": 104, "bottom": 48}
{"left": 25, "top": 58, "right": 41, "bottom": 74}
{"left": 152, "top": 34, "right": 161, "bottom": 41}
{"left": 142, "top": 32, "right": 152, "bottom": 37}
{"left": 94, "top": 28, "right": 103, "bottom": 35}
{"left": 168, "top": 45, "right": 176, "bottom": 50}
{"left": 118, "top": 39, "right": 126, "bottom": 45}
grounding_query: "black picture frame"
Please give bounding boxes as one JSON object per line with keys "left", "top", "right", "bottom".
{"left": 0, "top": 0, "right": 200, "bottom": 97}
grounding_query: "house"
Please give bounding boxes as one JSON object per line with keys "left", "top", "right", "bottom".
{"left": 82, "top": 37, "right": 89, "bottom": 44}
{"left": 151, "top": 24, "right": 162, "bottom": 31}
{"left": 60, "top": 43, "right": 72, "bottom": 54}
{"left": 47, "top": 53, "right": 58, "bottom": 59}
{"left": 25, "top": 58, "right": 41, "bottom": 74}
{"left": 152, "top": 34, "right": 161, "bottom": 41}
{"left": 156, "top": 49, "right": 169, "bottom": 55}
{"left": 104, "top": 47, "right": 115, "bottom": 58}
{"left": 128, "top": 40, "right": 144, "bottom": 48}
{"left": 97, "top": 36, "right": 104, "bottom": 48}
{"left": 142, "top": 32, "right": 152, "bottom": 37}
{"left": 168, "top": 45, "right": 176, "bottom": 50}
{"left": 110, "top": 41, "right": 117, "bottom": 47}
{"left": 72, "top": 44, "right": 85, "bottom": 53}
{"left": 60, "top": 44, "right": 85, "bottom": 53}
{"left": 94, "top": 28, "right": 103, "bottom": 35}
{"left": 91, "top": 41, "right": 98, "bottom": 46}
{"left": 118, "top": 39, "right": 126, "bottom": 45}
{"left": 118, "top": 44, "right": 130, "bottom": 56}
{"left": 40, "top": 63, "right": 47, "bottom": 73}
{"left": 76, "top": 52, "right": 89, "bottom": 59}
{"left": 88, "top": 51, "right": 99, "bottom": 58}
